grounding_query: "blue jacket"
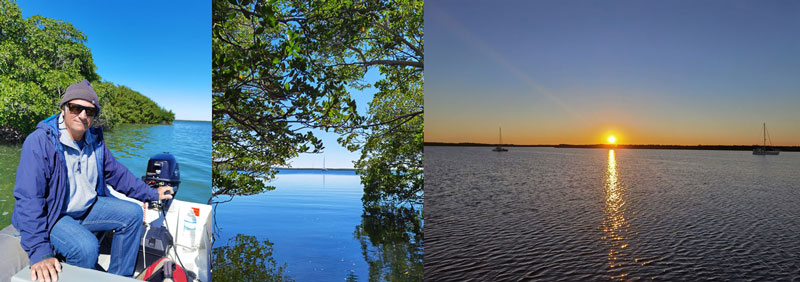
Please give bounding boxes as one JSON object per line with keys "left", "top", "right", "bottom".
{"left": 12, "top": 114, "right": 159, "bottom": 266}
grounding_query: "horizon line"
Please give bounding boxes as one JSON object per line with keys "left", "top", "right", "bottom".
{"left": 424, "top": 141, "right": 800, "bottom": 147}
{"left": 175, "top": 119, "right": 212, "bottom": 122}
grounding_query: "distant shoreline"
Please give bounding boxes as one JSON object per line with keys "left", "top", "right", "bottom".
{"left": 175, "top": 119, "right": 212, "bottom": 122}
{"left": 424, "top": 142, "right": 800, "bottom": 152}
{"left": 276, "top": 167, "right": 357, "bottom": 171}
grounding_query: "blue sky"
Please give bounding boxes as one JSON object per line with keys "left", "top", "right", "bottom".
{"left": 19, "top": 0, "right": 211, "bottom": 121}
{"left": 18, "top": 0, "right": 368, "bottom": 167}
{"left": 426, "top": 0, "right": 800, "bottom": 145}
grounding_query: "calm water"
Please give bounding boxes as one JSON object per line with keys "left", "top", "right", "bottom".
{"left": 425, "top": 146, "right": 800, "bottom": 281}
{"left": 105, "top": 121, "right": 212, "bottom": 204}
{"left": 215, "top": 170, "right": 423, "bottom": 282}
{"left": 0, "top": 144, "right": 21, "bottom": 227}
{"left": 0, "top": 120, "right": 211, "bottom": 227}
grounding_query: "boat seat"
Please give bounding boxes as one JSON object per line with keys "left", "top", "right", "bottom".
{"left": 12, "top": 263, "right": 139, "bottom": 282}
{"left": 0, "top": 225, "right": 29, "bottom": 282}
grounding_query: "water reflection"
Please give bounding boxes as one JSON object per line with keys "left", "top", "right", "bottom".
{"left": 601, "top": 150, "right": 631, "bottom": 280}
{"left": 354, "top": 206, "right": 423, "bottom": 282}
{"left": 212, "top": 234, "right": 294, "bottom": 281}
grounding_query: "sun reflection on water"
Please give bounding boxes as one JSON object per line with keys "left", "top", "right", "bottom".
{"left": 602, "top": 150, "right": 631, "bottom": 280}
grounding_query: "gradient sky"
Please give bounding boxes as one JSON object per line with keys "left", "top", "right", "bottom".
{"left": 19, "top": 1, "right": 211, "bottom": 121}
{"left": 426, "top": 0, "right": 800, "bottom": 145}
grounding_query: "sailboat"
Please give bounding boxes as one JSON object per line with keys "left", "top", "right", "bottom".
{"left": 492, "top": 127, "right": 508, "bottom": 152}
{"left": 753, "top": 122, "right": 779, "bottom": 155}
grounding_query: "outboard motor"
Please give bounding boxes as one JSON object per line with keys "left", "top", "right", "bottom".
{"left": 142, "top": 153, "right": 181, "bottom": 211}
{"left": 138, "top": 153, "right": 181, "bottom": 275}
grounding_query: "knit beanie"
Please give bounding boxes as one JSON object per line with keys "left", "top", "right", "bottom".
{"left": 60, "top": 80, "right": 100, "bottom": 111}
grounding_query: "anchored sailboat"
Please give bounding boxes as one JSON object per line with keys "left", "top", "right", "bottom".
{"left": 493, "top": 127, "right": 508, "bottom": 152}
{"left": 753, "top": 122, "right": 779, "bottom": 155}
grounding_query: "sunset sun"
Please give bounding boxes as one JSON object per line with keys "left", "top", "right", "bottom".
{"left": 608, "top": 136, "right": 616, "bottom": 144}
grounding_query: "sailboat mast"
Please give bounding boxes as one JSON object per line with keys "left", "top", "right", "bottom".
{"left": 499, "top": 127, "right": 502, "bottom": 145}
{"left": 763, "top": 123, "right": 766, "bottom": 147}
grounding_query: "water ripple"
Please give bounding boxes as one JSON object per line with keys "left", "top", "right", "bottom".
{"left": 426, "top": 147, "right": 800, "bottom": 281}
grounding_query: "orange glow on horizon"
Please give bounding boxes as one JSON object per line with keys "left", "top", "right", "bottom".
{"left": 423, "top": 122, "right": 800, "bottom": 146}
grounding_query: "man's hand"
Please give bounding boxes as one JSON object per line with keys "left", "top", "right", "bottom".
{"left": 157, "top": 185, "right": 174, "bottom": 200}
{"left": 30, "top": 257, "right": 61, "bottom": 282}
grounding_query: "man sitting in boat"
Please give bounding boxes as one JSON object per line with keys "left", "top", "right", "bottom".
{"left": 12, "top": 80, "right": 174, "bottom": 281}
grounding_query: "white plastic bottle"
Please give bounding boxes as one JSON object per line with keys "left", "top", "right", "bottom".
{"left": 183, "top": 208, "right": 197, "bottom": 249}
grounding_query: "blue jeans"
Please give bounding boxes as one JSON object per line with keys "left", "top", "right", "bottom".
{"left": 50, "top": 196, "right": 143, "bottom": 277}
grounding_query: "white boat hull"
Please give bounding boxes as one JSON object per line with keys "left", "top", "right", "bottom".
{"left": 5, "top": 192, "right": 213, "bottom": 282}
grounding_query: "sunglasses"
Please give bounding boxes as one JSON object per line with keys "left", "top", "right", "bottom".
{"left": 66, "top": 102, "right": 98, "bottom": 117}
